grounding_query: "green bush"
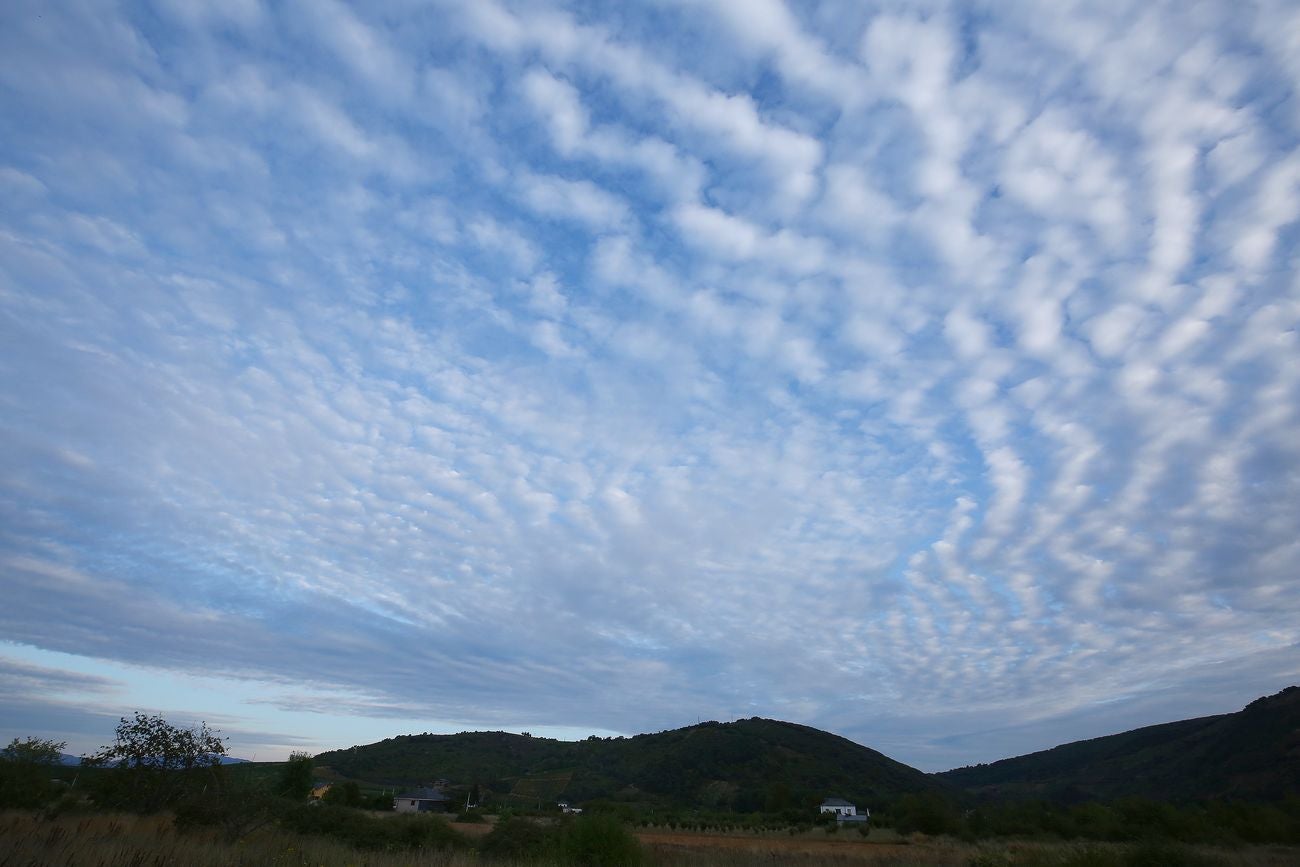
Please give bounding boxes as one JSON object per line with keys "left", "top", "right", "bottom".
{"left": 556, "top": 814, "right": 642, "bottom": 866}
{"left": 321, "top": 780, "right": 363, "bottom": 807}
{"left": 172, "top": 781, "right": 283, "bottom": 840}
{"left": 0, "top": 737, "right": 66, "bottom": 809}
{"left": 279, "top": 803, "right": 467, "bottom": 851}
{"left": 479, "top": 816, "right": 554, "bottom": 860}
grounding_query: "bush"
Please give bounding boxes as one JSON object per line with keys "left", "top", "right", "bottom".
{"left": 279, "top": 803, "right": 467, "bottom": 851}
{"left": 321, "top": 780, "right": 363, "bottom": 807}
{"left": 173, "top": 781, "right": 283, "bottom": 841}
{"left": 556, "top": 814, "right": 642, "bottom": 866}
{"left": 0, "top": 737, "right": 66, "bottom": 809}
{"left": 480, "top": 816, "right": 554, "bottom": 860}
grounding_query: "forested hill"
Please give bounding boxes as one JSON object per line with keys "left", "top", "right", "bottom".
{"left": 940, "top": 686, "right": 1300, "bottom": 803}
{"left": 314, "top": 717, "right": 943, "bottom": 809}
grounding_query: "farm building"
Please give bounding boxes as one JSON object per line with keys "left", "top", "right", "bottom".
{"left": 394, "top": 787, "right": 450, "bottom": 813}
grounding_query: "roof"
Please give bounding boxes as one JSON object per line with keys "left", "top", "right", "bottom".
{"left": 396, "top": 787, "right": 450, "bottom": 801}
{"left": 821, "top": 798, "right": 855, "bottom": 806}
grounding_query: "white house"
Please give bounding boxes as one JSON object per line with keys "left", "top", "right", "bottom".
{"left": 558, "top": 801, "right": 583, "bottom": 814}
{"left": 819, "top": 797, "right": 858, "bottom": 816}
{"left": 820, "top": 798, "right": 870, "bottom": 823}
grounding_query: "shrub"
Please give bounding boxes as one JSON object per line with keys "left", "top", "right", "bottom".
{"left": 0, "top": 737, "right": 66, "bottom": 809}
{"left": 479, "top": 816, "right": 554, "bottom": 860}
{"left": 279, "top": 803, "right": 467, "bottom": 851}
{"left": 172, "top": 781, "right": 283, "bottom": 841}
{"left": 556, "top": 814, "right": 642, "bottom": 866}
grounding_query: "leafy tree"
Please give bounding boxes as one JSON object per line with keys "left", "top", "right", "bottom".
{"left": 277, "top": 751, "right": 314, "bottom": 800}
{"left": 85, "top": 711, "right": 226, "bottom": 812}
{"left": 0, "top": 736, "right": 66, "bottom": 808}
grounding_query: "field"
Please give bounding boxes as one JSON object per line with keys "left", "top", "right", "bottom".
{"left": 3, "top": 811, "right": 1299, "bottom": 866}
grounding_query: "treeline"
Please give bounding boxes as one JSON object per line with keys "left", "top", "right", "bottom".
{"left": 1, "top": 715, "right": 645, "bottom": 865}
{"left": 879, "top": 792, "right": 1300, "bottom": 846}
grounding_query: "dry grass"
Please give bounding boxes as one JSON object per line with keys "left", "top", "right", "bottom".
{"left": 0, "top": 811, "right": 474, "bottom": 867}
{"left": 3, "top": 811, "right": 1297, "bottom": 867}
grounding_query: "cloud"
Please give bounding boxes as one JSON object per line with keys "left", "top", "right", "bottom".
{"left": 516, "top": 171, "right": 630, "bottom": 229}
{"left": 0, "top": 0, "right": 1297, "bottom": 772}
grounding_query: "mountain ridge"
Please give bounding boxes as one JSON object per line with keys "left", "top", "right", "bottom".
{"left": 939, "top": 686, "right": 1300, "bottom": 803}
{"left": 316, "top": 716, "right": 945, "bottom": 809}
{"left": 314, "top": 687, "right": 1299, "bottom": 809}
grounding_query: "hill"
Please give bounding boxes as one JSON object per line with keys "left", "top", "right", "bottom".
{"left": 940, "top": 686, "right": 1300, "bottom": 803}
{"left": 315, "top": 717, "right": 944, "bottom": 810}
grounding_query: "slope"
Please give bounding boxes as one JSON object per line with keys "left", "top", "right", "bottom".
{"left": 314, "top": 717, "right": 944, "bottom": 809}
{"left": 940, "top": 686, "right": 1300, "bottom": 803}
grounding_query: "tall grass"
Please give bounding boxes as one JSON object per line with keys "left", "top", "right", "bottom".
{"left": 2, "top": 811, "right": 1296, "bottom": 867}
{"left": 0, "top": 812, "right": 472, "bottom": 867}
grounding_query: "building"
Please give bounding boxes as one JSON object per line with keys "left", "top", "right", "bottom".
{"left": 394, "top": 787, "right": 451, "bottom": 813}
{"left": 820, "top": 798, "right": 870, "bottom": 822}
{"left": 558, "top": 801, "right": 583, "bottom": 814}
{"left": 819, "top": 797, "right": 858, "bottom": 816}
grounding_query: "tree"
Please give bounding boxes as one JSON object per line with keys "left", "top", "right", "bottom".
{"left": 0, "top": 736, "right": 67, "bottom": 808}
{"left": 322, "top": 780, "right": 363, "bottom": 807}
{"left": 86, "top": 712, "right": 226, "bottom": 812}
{"left": 277, "top": 751, "right": 314, "bottom": 800}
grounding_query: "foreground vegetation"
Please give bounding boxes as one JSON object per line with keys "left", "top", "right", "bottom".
{"left": 5, "top": 811, "right": 1300, "bottom": 867}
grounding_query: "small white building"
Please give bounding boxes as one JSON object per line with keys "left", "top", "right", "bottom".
{"left": 820, "top": 798, "right": 870, "bottom": 822}
{"left": 558, "top": 801, "right": 583, "bottom": 814}
{"left": 819, "top": 797, "right": 857, "bottom": 816}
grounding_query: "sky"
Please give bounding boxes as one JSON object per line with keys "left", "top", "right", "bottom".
{"left": 1, "top": 0, "right": 1298, "bottom": 774}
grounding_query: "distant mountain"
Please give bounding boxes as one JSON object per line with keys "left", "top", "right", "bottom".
{"left": 316, "top": 717, "right": 944, "bottom": 809}
{"left": 940, "top": 686, "right": 1300, "bottom": 803}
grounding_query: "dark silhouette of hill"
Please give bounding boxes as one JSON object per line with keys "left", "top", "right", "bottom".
{"left": 940, "top": 686, "right": 1300, "bottom": 803}
{"left": 315, "top": 717, "right": 944, "bottom": 809}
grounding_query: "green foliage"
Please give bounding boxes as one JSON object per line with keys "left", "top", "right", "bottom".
{"left": 88, "top": 711, "right": 226, "bottom": 771}
{"left": 279, "top": 802, "right": 468, "bottom": 851}
{"left": 276, "top": 751, "right": 314, "bottom": 800}
{"left": 894, "top": 791, "right": 961, "bottom": 836}
{"left": 321, "top": 780, "right": 363, "bottom": 807}
{"left": 0, "top": 736, "right": 67, "bottom": 808}
{"left": 479, "top": 816, "right": 554, "bottom": 860}
{"left": 313, "top": 717, "right": 940, "bottom": 811}
{"left": 555, "top": 814, "right": 642, "bottom": 866}
{"left": 943, "top": 686, "right": 1300, "bottom": 804}
{"left": 84, "top": 713, "right": 227, "bottom": 813}
{"left": 172, "top": 776, "right": 283, "bottom": 841}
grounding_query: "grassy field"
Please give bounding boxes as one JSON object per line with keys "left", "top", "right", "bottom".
{"left": 3, "top": 810, "right": 1298, "bottom": 866}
